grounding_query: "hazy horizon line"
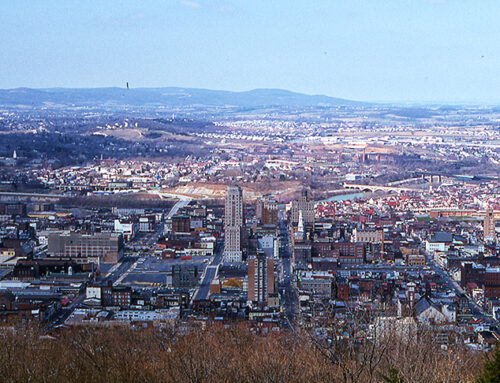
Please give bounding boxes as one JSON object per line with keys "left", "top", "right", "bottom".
{"left": 1, "top": 85, "right": 499, "bottom": 107}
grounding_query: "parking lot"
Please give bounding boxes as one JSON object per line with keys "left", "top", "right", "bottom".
{"left": 118, "top": 255, "right": 210, "bottom": 287}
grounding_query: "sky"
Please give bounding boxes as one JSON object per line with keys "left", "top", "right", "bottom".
{"left": 1, "top": 0, "right": 499, "bottom": 103}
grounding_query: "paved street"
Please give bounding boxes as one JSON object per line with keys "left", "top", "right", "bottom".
{"left": 425, "top": 251, "right": 499, "bottom": 327}
{"left": 46, "top": 291, "right": 86, "bottom": 330}
{"left": 279, "top": 219, "right": 298, "bottom": 327}
{"left": 112, "top": 256, "right": 141, "bottom": 286}
{"left": 129, "top": 223, "right": 164, "bottom": 250}
{"left": 193, "top": 242, "right": 223, "bottom": 301}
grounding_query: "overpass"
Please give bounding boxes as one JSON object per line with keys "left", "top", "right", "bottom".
{"left": 343, "top": 183, "right": 423, "bottom": 193}
{"left": 0, "top": 192, "right": 66, "bottom": 201}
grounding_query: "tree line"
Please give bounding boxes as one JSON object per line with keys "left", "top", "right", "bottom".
{"left": 0, "top": 323, "right": 497, "bottom": 383}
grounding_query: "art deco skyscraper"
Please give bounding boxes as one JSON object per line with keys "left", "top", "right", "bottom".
{"left": 224, "top": 185, "right": 244, "bottom": 262}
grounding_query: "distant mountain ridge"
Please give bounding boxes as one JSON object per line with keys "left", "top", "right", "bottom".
{"left": 0, "top": 87, "right": 367, "bottom": 108}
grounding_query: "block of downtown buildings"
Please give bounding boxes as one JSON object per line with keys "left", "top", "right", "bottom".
{"left": 48, "top": 231, "right": 124, "bottom": 264}
{"left": 224, "top": 185, "right": 244, "bottom": 262}
{"left": 114, "top": 219, "right": 138, "bottom": 241}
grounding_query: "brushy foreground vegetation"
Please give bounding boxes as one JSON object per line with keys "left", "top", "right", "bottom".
{"left": 0, "top": 324, "right": 496, "bottom": 383}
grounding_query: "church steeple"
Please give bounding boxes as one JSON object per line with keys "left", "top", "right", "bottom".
{"left": 298, "top": 209, "right": 304, "bottom": 235}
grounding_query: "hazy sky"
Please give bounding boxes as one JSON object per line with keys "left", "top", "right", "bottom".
{"left": 1, "top": 0, "right": 499, "bottom": 103}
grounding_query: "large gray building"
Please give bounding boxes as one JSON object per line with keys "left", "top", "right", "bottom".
{"left": 48, "top": 231, "right": 124, "bottom": 264}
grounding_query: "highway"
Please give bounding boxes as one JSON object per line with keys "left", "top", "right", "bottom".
{"left": 193, "top": 242, "right": 223, "bottom": 301}
{"left": 166, "top": 198, "right": 191, "bottom": 219}
{"left": 0, "top": 191, "right": 65, "bottom": 201}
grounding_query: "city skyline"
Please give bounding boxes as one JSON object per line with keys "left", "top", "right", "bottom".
{"left": 1, "top": 1, "right": 500, "bottom": 380}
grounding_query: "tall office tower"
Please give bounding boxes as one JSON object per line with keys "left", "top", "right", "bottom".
{"left": 248, "top": 251, "right": 275, "bottom": 304}
{"left": 484, "top": 210, "right": 496, "bottom": 241}
{"left": 290, "top": 188, "right": 315, "bottom": 226}
{"left": 224, "top": 185, "right": 244, "bottom": 262}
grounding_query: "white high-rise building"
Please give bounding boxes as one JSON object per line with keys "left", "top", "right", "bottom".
{"left": 224, "top": 186, "right": 244, "bottom": 262}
